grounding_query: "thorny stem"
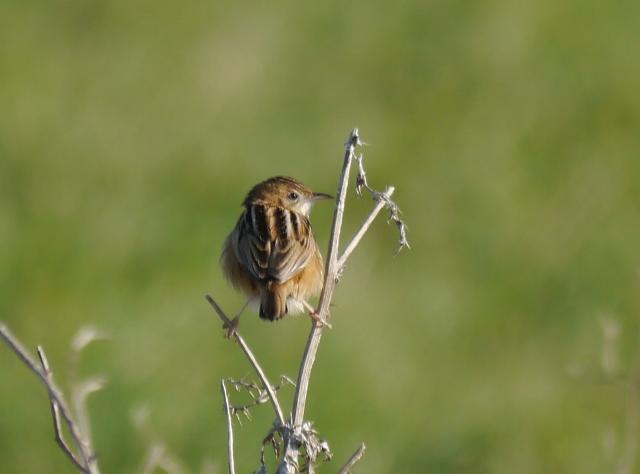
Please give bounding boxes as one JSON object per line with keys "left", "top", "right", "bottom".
{"left": 0, "top": 324, "right": 99, "bottom": 474}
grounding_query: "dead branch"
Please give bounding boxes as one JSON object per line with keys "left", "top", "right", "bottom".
{"left": 226, "top": 376, "right": 295, "bottom": 420}
{"left": 353, "top": 152, "right": 409, "bottom": 254}
{"left": 291, "top": 129, "right": 359, "bottom": 424}
{"left": 205, "top": 294, "right": 286, "bottom": 426}
{"left": 36, "top": 346, "right": 86, "bottom": 472}
{"left": 211, "top": 128, "right": 406, "bottom": 472}
{"left": 0, "top": 324, "right": 100, "bottom": 474}
{"left": 337, "top": 186, "right": 395, "bottom": 270}
{"left": 275, "top": 130, "right": 359, "bottom": 474}
{"left": 221, "top": 379, "right": 236, "bottom": 474}
{"left": 277, "top": 128, "right": 406, "bottom": 473}
{"left": 337, "top": 443, "right": 366, "bottom": 474}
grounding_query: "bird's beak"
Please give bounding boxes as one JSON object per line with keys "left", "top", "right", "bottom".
{"left": 312, "top": 192, "right": 333, "bottom": 201}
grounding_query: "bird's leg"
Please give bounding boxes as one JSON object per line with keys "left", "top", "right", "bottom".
{"left": 301, "top": 300, "right": 332, "bottom": 329}
{"left": 224, "top": 299, "right": 250, "bottom": 338}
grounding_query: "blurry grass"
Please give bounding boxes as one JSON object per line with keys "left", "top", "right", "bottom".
{"left": 1, "top": 0, "right": 640, "bottom": 472}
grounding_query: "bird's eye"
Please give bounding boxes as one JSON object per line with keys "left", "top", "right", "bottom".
{"left": 288, "top": 191, "right": 299, "bottom": 200}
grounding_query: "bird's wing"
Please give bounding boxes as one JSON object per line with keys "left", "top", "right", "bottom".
{"left": 234, "top": 206, "right": 271, "bottom": 281}
{"left": 267, "top": 208, "right": 316, "bottom": 283}
{"left": 235, "top": 205, "right": 316, "bottom": 283}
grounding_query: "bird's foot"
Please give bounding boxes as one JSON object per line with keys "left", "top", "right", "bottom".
{"left": 310, "top": 311, "right": 332, "bottom": 329}
{"left": 302, "top": 300, "right": 333, "bottom": 329}
{"left": 301, "top": 301, "right": 332, "bottom": 329}
{"left": 223, "top": 316, "right": 240, "bottom": 338}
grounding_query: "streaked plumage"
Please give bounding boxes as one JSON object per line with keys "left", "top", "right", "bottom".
{"left": 221, "top": 176, "right": 330, "bottom": 322}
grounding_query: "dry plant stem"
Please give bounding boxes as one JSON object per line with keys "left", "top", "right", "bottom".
{"left": 291, "top": 129, "right": 358, "bottom": 427}
{"left": 337, "top": 186, "right": 395, "bottom": 270}
{"left": 275, "top": 130, "right": 360, "bottom": 474}
{"left": 36, "top": 346, "right": 86, "bottom": 472}
{"left": 221, "top": 380, "right": 236, "bottom": 474}
{"left": 301, "top": 300, "right": 332, "bottom": 329}
{"left": 337, "top": 443, "right": 367, "bottom": 474}
{"left": 205, "top": 295, "right": 285, "bottom": 426}
{"left": 73, "top": 383, "right": 101, "bottom": 462}
{"left": 0, "top": 324, "right": 98, "bottom": 474}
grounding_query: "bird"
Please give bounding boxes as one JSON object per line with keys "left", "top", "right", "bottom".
{"left": 220, "top": 176, "right": 332, "bottom": 335}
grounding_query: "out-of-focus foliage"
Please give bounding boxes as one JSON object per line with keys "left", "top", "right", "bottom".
{"left": 1, "top": 0, "right": 639, "bottom": 472}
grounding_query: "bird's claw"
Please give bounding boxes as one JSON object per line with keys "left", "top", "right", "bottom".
{"left": 309, "top": 310, "right": 332, "bottom": 329}
{"left": 301, "top": 300, "right": 332, "bottom": 329}
{"left": 223, "top": 317, "right": 240, "bottom": 338}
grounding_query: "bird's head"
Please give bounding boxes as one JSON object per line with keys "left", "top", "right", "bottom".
{"left": 244, "top": 176, "right": 332, "bottom": 217}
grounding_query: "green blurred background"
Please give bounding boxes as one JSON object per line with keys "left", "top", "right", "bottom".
{"left": 1, "top": 0, "right": 639, "bottom": 472}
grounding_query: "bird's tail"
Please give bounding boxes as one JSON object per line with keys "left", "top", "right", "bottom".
{"left": 260, "top": 281, "right": 286, "bottom": 321}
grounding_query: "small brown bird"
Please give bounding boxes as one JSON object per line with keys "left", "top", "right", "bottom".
{"left": 220, "top": 176, "right": 332, "bottom": 333}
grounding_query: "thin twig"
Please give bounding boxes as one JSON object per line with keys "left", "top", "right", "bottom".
{"left": 337, "top": 443, "right": 366, "bottom": 474}
{"left": 205, "top": 295, "right": 286, "bottom": 426}
{"left": 227, "top": 376, "right": 295, "bottom": 418}
{"left": 354, "top": 153, "right": 409, "bottom": 254}
{"left": 221, "top": 379, "right": 236, "bottom": 474}
{"left": 0, "top": 324, "right": 98, "bottom": 474}
{"left": 36, "top": 346, "right": 86, "bottom": 472}
{"left": 337, "top": 186, "right": 396, "bottom": 270}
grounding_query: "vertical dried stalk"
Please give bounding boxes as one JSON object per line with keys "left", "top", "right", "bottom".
{"left": 290, "top": 129, "right": 360, "bottom": 427}
{"left": 276, "top": 128, "right": 405, "bottom": 472}
{"left": 221, "top": 379, "right": 236, "bottom": 474}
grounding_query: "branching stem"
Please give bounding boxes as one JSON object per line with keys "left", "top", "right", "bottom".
{"left": 0, "top": 324, "right": 99, "bottom": 474}
{"left": 206, "top": 295, "right": 286, "bottom": 426}
{"left": 36, "top": 346, "right": 86, "bottom": 472}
